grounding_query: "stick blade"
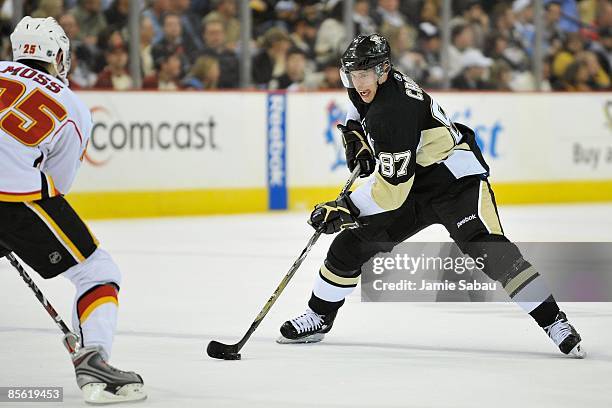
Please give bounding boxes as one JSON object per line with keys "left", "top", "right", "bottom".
{"left": 206, "top": 340, "right": 241, "bottom": 360}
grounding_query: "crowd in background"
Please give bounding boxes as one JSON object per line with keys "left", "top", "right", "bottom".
{"left": 0, "top": 0, "right": 610, "bottom": 91}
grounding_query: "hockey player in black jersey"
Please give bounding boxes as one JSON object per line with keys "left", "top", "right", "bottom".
{"left": 278, "top": 34, "right": 585, "bottom": 358}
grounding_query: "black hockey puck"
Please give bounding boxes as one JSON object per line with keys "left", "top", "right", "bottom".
{"left": 207, "top": 340, "right": 242, "bottom": 360}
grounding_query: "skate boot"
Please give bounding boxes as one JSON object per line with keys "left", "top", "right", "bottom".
{"left": 277, "top": 308, "right": 337, "bottom": 344}
{"left": 72, "top": 346, "right": 147, "bottom": 404}
{"left": 544, "top": 311, "right": 585, "bottom": 358}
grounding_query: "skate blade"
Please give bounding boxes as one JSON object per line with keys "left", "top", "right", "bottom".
{"left": 83, "top": 383, "right": 147, "bottom": 404}
{"left": 276, "top": 333, "right": 325, "bottom": 344}
{"left": 568, "top": 343, "right": 586, "bottom": 359}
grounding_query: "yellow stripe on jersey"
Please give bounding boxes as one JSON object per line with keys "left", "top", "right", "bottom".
{"left": 45, "top": 173, "right": 58, "bottom": 198}
{"left": 25, "top": 202, "right": 86, "bottom": 262}
{"left": 0, "top": 191, "right": 43, "bottom": 202}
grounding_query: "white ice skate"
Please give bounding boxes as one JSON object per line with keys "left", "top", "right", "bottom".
{"left": 72, "top": 346, "right": 147, "bottom": 404}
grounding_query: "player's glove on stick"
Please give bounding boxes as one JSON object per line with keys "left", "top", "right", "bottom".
{"left": 338, "top": 120, "right": 375, "bottom": 177}
{"left": 309, "top": 194, "right": 361, "bottom": 234}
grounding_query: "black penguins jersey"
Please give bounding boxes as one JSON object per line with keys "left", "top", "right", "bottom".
{"left": 348, "top": 70, "right": 489, "bottom": 217}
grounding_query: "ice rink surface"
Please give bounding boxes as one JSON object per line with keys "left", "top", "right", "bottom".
{"left": 1, "top": 204, "right": 612, "bottom": 407}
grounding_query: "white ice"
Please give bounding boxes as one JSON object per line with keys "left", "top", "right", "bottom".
{"left": 1, "top": 204, "right": 612, "bottom": 407}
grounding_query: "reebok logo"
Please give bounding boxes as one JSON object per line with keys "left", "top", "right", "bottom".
{"left": 457, "top": 214, "right": 477, "bottom": 229}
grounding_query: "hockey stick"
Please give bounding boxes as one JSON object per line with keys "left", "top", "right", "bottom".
{"left": 207, "top": 164, "right": 362, "bottom": 360}
{"left": 5, "top": 253, "right": 80, "bottom": 354}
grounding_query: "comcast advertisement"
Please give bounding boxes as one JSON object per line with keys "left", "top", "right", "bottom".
{"left": 73, "top": 92, "right": 267, "bottom": 192}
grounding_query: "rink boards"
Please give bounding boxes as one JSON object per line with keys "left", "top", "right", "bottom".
{"left": 68, "top": 91, "right": 612, "bottom": 218}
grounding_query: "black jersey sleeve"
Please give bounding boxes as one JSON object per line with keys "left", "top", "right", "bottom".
{"left": 349, "top": 105, "right": 421, "bottom": 216}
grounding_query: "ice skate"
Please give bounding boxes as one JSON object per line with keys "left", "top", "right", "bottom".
{"left": 277, "top": 308, "right": 337, "bottom": 344}
{"left": 544, "top": 311, "right": 585, "bottom": 358}
{"left": 72, "top": 346, "right": 147, "bottom": 404}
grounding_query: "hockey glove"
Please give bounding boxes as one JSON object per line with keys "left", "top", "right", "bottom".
{"left": 337, "top": 120, "right": 375, "bottom": 178}
{"left": 309, "top": 194, "right": 361, "bottom": 234}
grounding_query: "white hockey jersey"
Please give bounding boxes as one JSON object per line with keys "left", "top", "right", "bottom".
{"left": 0, "top": 61, "right": 91, "bottom": 202}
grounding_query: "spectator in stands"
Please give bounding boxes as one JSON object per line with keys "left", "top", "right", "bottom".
{"left": 140, "top": 15, "right": 155, "bottom": 77}
{"left": 556, "top": 0, "right": 581, "bottom": 33}
{"left": 291, "top": 17, "right": 317, "bottom": 60}
{"left": 317, "top": 59, "right": 343, "bottom": 89}
{"left": 251, "top": 0, "right": 277, "bottom": 36}
{"left": 354, "top": 0, "right": 377, "bottom": 35}
{"left": 68, "top": 49, "right": 97, "bottom": 89}
{"left": 451, "top": 48, "right": 494, "bottom": 90}
{"left": 104, "top": 0, "right": 129, "bottom": 32}
{"left": 71, "top": 0, "right": 108, "bottom": 46}
{"left": 190, "top": 0, "right": 213, "bottom": 16}
{"left": 399, "top": 0, "right": 424, "bottom": 25}
{"left": 94, "top": 40, "right": 133, "bottom": 90}
{"left": 590, "top": 26, "right": 612, "bottom": 75}
{"left": 489, "top": 60, "right": 514, "bottom": 90}
{"left": 562, "top": 59, "right": 592, "bottom": 90}
{"left": 416, "top": 22, "right": 444, "bottom": 88}
{"left": 489, "top": 3, "right": 530, "bottom": 71}
{"left": 580, "top": 50, "right": 611, "bottom": 89}
{"left": 372, "top": 0, "right": 407, "bottom": 29}
{"left": 152, "top": 13, "right": 196, "bottom": 74}
{"left": 59, "top": 13, "right": 82, "bottom": 42}
{"left": 512, "top": 0, "right": 535, "bottom": 56}
{"left": 596, "top": 1, "right": 612, "bottom": 30}
{"left": 485, "top": 31, "right": 529, "bottom": 72}
{"left": 552, "top": 32, "right": 584, "bottom": 83}
{"left": 142, "top": 0, "right": 172, "bottom": 44}
{"left": 200, "top": 17, "right": 239, "bottom": 88}
{"left": 384, "top": 24, "right": 420, "bottom": 79}
{"left": 449, "top": 23, "right": 475, "bottom": 78}
{"left": 172, "top": 0, "right": 204, "bottom": 54}
{"left": 419, "top": 0, "right": 440, "bottom": 26}
{"left": 274, "top": 1, "right": 301, "bottom": 33}
{"left": 59, "top": 13, "right": 96, "bottom": 71}
{"left": 301, "top": 1, "right": 322, "bottom": 24}
{"left": 182, "top": 55, "right": 221, "bottom": 89}
{"left": 491, "top": 3, "right": 519, "bottom": 46}
{"left": 252, "top": 27, "right": 291, "bottom": 88}
{"left": 455, "top": 0, "right": 490, "bottom": 50}
{"left": 32, "top": 0, "right": 63, "bottom": 20}
{"left": 544, "top": 0, "right": 565, "bottom": 55}
{"left": 143, "top": 52, "right": 183, "bottom": 90}
{"left": 315, "top": 0, "right": 346, "bottom": 64}
{"left": 203, "top": 0, "right": 240, "bottom": 50}
{"left": 270, "top": 47, "right": 307, "bottom": 90}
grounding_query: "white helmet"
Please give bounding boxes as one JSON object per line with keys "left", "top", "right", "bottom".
{"left": 10, "top": 16, "right": 71, "bottom": 84}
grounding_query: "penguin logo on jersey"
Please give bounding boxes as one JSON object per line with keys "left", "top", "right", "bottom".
{"left": 49, "top": 251, "right": 62, "bottom": 264}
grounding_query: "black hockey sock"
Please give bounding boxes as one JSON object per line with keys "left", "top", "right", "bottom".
{"left": 529, "top": 295, "right": 560, "bottom": 327}
{"left": 308, "top": 292, "right": 345, "bottom": 316}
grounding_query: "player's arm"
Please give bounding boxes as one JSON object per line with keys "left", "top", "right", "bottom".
{"left": 310, "top": 110, "right": 420, "bottom": 234}
{"left": 43, "top": 109, "right": 92, "bottom": 194}
{"left": 349, "top": 111, "right": 419, "bottom": 217}
{"left": 338, "top": 103, "right": 376, "bottom": 178}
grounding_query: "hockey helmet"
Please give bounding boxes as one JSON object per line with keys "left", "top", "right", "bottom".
{"left": 340, "top": 34, "right": 391, "bottom": 88}
{"left": 10, "top": 16, "right": 71, "bottom": 85}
